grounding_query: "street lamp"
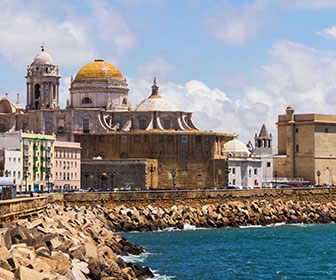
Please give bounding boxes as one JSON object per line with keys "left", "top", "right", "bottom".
{"left": 109, "top": 171, "right": 116, "bottom": 189}
{"left": 317, "top": 170, "right": 321, "bottom": 186}
{"left": 171, "top": 169, "right": 177, "bottom": 190}
{"left": 96, "top": 171, "right": 101, "bottom": 190}
{"left": 149, "top": 164, "right": 155, "bottom": 189}
{"left": 274, "top": 170, "right": 278, "bottom": 188}
{"left": 46, "top": 170, "right": 51, "bottom": 192}
{"left": 24, "top": 172, "right": 30, "bottom": 192}
{"left": 83, "top": 172, "right": 90, "bottom": 190}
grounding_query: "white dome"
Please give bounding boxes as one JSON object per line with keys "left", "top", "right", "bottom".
{"left": 134, "top": 96, "right": 179, "bottom": 112}
{"left": 33, "top": 51, "right": 54, "bottom": 65}
{"left": 224, "top": 139, "right": 250, "bottom": 155}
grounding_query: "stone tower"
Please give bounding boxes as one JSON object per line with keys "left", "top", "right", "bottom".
{"left": 254, "top": 124, "right": 272, "bottom": 154}
{"left": 26, "top": 46, "right": 60, "bottom": 110}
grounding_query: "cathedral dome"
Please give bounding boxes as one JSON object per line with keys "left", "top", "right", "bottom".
{"left": 74, "top": 60, "right": 123, "bottom": 82}
{"left": 33, "top": 50, "right": 54, "bottom": 65}
{"left": 134, "top": 95, "right": 179, "bottom": 112}
{"left": 134, "top": 76, "right": 179, "bottom": 112}
{"left": 224, "top": 139, "right": 250, "bottom": 155}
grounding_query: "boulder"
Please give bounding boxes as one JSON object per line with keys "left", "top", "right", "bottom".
{"left": 0, "top": 266, "right": 15, "bottom": 280}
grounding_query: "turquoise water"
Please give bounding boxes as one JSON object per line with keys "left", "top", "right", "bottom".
{"left": 121, "top": 224, "right": 336, "bottom": 279}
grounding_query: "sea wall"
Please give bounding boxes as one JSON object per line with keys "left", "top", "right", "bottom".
{"left": 3, "top": 188, "right": 336, "bottom": 228}
{"left": 62, "top": 188, "right": 336, "bottom": 231}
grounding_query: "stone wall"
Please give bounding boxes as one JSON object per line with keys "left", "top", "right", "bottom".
{"left": 0, "top": 197, "right": 48, "bottom": 223}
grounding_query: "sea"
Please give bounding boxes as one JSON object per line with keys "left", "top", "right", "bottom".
{"left": 121, "top": 223, "right": 336, "bottom": 280}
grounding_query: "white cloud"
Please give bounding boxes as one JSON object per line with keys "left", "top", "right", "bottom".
{"left": 204, "top": 0, "right": 270, "bottom": 46}
{"left": 0, "top": 0, "right": 136, "bottom": 71}
{"left": 317, "top": 26, "right": 336, "bottom": 40}
{"left": 137, "top": 56, "right": 178, "bottom": 80}
{"left": 275, "top": 0, "right": 336, "bottom": 10}
{"left": 129, "top": 39, "right": 336, "bottom": 145}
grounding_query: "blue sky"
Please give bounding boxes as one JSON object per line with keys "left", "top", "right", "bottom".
{"left": 2, "top": 0, "right": 336, "bottom": 144}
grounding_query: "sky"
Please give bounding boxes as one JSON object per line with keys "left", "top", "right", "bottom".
{"left": 1, "top": 0, "right": 336, "bottom": 145}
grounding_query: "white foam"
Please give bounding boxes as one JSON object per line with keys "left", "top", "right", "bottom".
{"left": 152, "top": 270, "right": 176, "bottom": 279}
{"left": 118, "top": 251, "right": 153, "bottom": 263}
{"left": 239, "top": 225, "right": 263, "bottom": 229}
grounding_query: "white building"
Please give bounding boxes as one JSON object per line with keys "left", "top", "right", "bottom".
{"left": 223, "top": 139, "right": 262, "bottom": 188}
{"left": 251, "top": 124, "right": 277, "bottom": 188}
{"left": 0, "top": 149, "right": 22, "bottom": 188}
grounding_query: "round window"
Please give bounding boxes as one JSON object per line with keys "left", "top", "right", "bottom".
{"left": 181, "top": 152, "right": 188, "bottom": 160}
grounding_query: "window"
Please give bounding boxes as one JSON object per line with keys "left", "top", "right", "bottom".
{"left": 83, "top": 119, "right": 90, "bottom": 132}
{"left": 83, "top": 149, "right": 88, "bottom": 158}
{"left": 233, "top": 179, "right": 236, "bottom": 185}
{"left": 163, "top": 120, "right": 171, "bottom": 129}
{"left": 325, "top": 128, "right": 329, "bottom": 133}
{"left": 82, "top": 97, "right": 92, "bottom": 104}
{"left": 181, "top": 136, "right": 188, "bottom": 143}
{"left": 122, "top": 98, "right": 127, "bottom": 105}
{"left": 167, "top": 136, "right": 173, "bottom": 143}
{"left": 13, "top": 171, "right": 16, "bottom": 177}
{"left": 254, "top": 180, "right": 258, "bottom": 186}
{"left": 249, "top": 169, "right": 251, "bottom": 177}
{"left": 139, "top": 119, "right": 147, "bottom": 130}
{"left": 181, "top": 152, "right": 188, "bottom": 160}
{"left": 18, "top": 158, "right": 20, "bottom": 163}
{"left": 13, "top": 158, "right": 16, "bottom": 162}
{"left": 18, "top": 171, "right": 20, "bottom": 179}
{"left": 232, "top": 168, "right": 235, "bottom": 174}
{"left": 8, "top": 157, "right": 11, "bottom": 162}
{"left": 254, "top": 168, "right": 257, "bottom": 175}
{"left": 267, "top": 162, "right": 271, "bottom": 167}
{"left": 296, "top": 144, "right": 299, "bottom": 153}
{"left": 75, "top": 162, "right": 77, "bottom": 168}
{"left": 121, "top": 136, "right": 127, "bottom": 143}
{"left": 56, "top": 161, "right": 58, "bottom": 168}
{"left": 295, "top": 128, "right": 298, "bottom": 133}
{"left": 196, "top": 136, "right": 202, "bottom": 142}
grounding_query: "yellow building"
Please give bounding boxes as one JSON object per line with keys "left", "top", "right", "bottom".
{"left": 275, "top": 106, "right": 336, "bottom": 185}
{"left": 0, "top": 131, "right": 55, "bottom": 191}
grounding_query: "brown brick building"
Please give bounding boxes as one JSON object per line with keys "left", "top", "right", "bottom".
{"left": 275, "top": 106, "right": 336, "bottom": 185}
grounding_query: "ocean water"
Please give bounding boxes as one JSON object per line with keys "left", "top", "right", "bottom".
{"left": 121, "top": 224, "right": 336, "bottom": 280}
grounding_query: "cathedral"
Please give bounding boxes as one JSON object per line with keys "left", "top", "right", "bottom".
{"left": 0, "top": 47, "right": 235, "bottom": 189}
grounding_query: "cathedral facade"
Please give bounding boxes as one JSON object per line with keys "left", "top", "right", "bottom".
{"left": 0, "top": 48, "right": 235, "bottom": 189}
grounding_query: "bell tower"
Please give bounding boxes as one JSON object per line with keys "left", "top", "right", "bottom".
{"left": 26, "top": 45, "right": 60, "bottom": 110}
{"left": 254, "top": 124, "right": 273, "bottom": 154}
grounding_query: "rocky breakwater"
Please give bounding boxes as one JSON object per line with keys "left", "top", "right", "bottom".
{"left": 106, "top": 199, "right": 336, "bottom": 231}
{"left": 0, "top": 204, "right": 154, "bottom": 280}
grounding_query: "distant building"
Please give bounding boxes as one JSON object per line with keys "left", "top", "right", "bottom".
{"left": 274, "top": 106, "right": 335, "bottom": 185}
{"left": 251, "top": 124, "right": 276, "bottom": 187}
{"left": 81, "top": 159, "right": 158, "bottom": 190}
{"left": 0, "top": 149, "right": 22, "bottom": 187}
{"left": 0, "top": 47, "right": 235, "bottom": 189}
{"left": 0, "top": 131, "right": 55, "bottom": 192}
{"left": 223, "top": 139, "right": 262, "bottom": 188}
{"left": 54, "top": 141, "right": 81, "bottom": 191}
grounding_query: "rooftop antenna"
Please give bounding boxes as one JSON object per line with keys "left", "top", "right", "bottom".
{"left": 41, "top": 42, "right": 44, "bottom": 52}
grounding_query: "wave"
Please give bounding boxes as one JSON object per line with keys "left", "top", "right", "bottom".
{"left": 152, "top": 270, "right": 176, "bottom": 279}
{"left": 117, "top": 251, "right": 154, "bottom": 263}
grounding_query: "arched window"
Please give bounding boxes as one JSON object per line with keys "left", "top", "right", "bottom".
{"left": 82, "top": 97, "right": 92, "bottom": 104}
{"left": 120, "top": 152, "right": 128, "bottom": 159}
{"left": 34, "top": 84, "right": 40, "bottom": 99}
{"left": 122, "top": 97, "right": 127, "bottom": 105}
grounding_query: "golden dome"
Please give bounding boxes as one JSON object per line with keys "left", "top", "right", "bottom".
{"left": 74, "top": 60, "right": 123, "bottom": 82}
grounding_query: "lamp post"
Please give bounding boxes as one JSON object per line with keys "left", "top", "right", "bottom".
{"left": 24, "top": 172, "right": 30, "bottom": 192}
{"left": 109, "top": 171, "right": 116, "bottom": 189}
{"left": 46, "top": 170, "right": 50, "bottom": 192}
{"left": 83, "top": 172, "right": 90, "bottom": 190}
{"left": 274, "top": 170, "right": 278, "bottom": 189}
{"left": 171, "top": 169, "right": 177, "bottom": 190}
{"left": 149, "top": 164, "right": 155, "bottom": 189}
{"left": 317, "top": 170, "right": 321, "bottom": 186}
{"left": 96, "top": 171, "right": 101, "bottom": 190}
